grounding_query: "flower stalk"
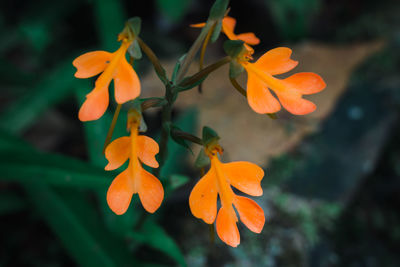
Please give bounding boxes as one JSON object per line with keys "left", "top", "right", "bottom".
{"left": 102, "top": 104, "right": 122, "bottom": 154}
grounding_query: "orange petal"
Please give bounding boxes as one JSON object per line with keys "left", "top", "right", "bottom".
{"left": 138, "top": 168, "right": 164, "bottom": 213}
{"left": 137, "top": 135, "right": 159, "bottom": 168}
{"left": 247, "top": 72, "right": 281, "bottom": 114}
{"left": 236, "top": 32, "right": 260, "bottom": 45}
{"left": 222, "top": 16, "right": 236, "bottom": 33}
{"left": 276, "top": 91, "right": 316, "bottom": 115}
{"left": 73, "top": 51, "right": 111, "bottom": 78}
{"left": 234, "top": 196, "right": 265, "bottom": 233}
{"left": 78, "top": 87, "right": 109, "bottom": 121}
{"left": 190, "top": 22, "right": 206, "bottom": 28}
{"left": 255, "top": 47, "right": 298, "bottom": 75}
{"left": 113, "top": 57, "right": 141, "bottom": 104}
{"left": 222, "top": 161, "right": 264, "bottom": 196}
{"left": 189, "top": 167, "right": 218, "bottom": 224}
{"left": 107, "top": 169, "right": 135, "bottom": 215}
{"left": 216, "top": 205, "right": 240, "bottom": 247}
{"left": 283, "top": 72, "right": 326, "bottom": 95}
{"left": 104, "top": 136, "right": 130, "bottom": 171}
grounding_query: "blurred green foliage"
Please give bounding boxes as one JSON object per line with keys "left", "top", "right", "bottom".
{"left": 264, "top": 0, "right": 321, "bottom": 41}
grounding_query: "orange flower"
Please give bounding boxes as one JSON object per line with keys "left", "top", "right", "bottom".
{"left": 104, "top": 116, "right": 163, "bottom": 215}
{"left": 73, "top": 38, "right": 141, "bottom": 122}
{"left": 189, "top": 145, "right": 265, "bottom": 247}
{"left": 239, "top": 47, "right": 326, "bottom": 115}
{"left": 191, "top": 16, "right": 260, "bottom": 51}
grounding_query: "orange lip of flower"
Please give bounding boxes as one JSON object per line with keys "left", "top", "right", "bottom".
{"left": 104, "top": 124, "right": 163, "bottom": 215}
{"left": 191, "top": 16, "right": 260, "bottom": 52}
{"left": 72, "top": 38, "right": 141, "bottom": 122}
{"left": 241, "top": 47, "right": 326, "bottom": 115}
{"left": 189, "top": 149, "right": 265, "bottom": 247}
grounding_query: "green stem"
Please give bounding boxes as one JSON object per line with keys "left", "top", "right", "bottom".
{"left": 229, "top": 77, "right": 247, "bottom": 97}
{"left": 198, "top": 23, "right": 216, "bottom": 93}
{"left": 175, "top": 22, "right": 213, "bottom": 83}
{"left": 102, "top": 104, "right": 122, "bottom": 154}
{"left": 179, "top": 56, "right": 230, "bottom": 89}
{"left": 209, "top": 224, "right": 215, "bottom": 244}
{"left": 171, "top": 129, "right": 203, "bottom": 146}
{"left": 154, "top": 97, "right": 173, "bottom": 178}
{"left": 137, "top": 37, "right": 168, "bottom": 84}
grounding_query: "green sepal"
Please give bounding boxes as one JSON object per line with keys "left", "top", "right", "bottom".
{"left": 195, "top": 148, "right": 211, "bottom": 168}
{"left": 170, "top": 125, "right": 193, "bottom": 154}
{"left": 229, "top": 60, "right": 244, "bottom": 78}
{"left": 126, "top": 17, "right": 141, "bottom": 36}
{"left": 209, "top": 0, "right": 229, "bottom": 20}
{"left": 128, "top": 39, "right": 142, "bottom": 60}
{"left": 210, "top": 20, "right": 223, "bottom": 43}
{"left": 223, "top": 40, "right": 246, "bottom": 58}
{"left": 202, "top": 126, "right": 220, "bottom": 146}
{"left": 267, "top": 113, "right": 278, "bottom": 119}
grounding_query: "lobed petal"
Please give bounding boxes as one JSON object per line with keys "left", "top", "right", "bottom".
{"left": 73, "top": 51, "right": 111, "bottom": 78}
{"left": 222, "top": 16, "right": 237, "bottom": 33}
{"left": 137, "top": 135, "right": 159, "bottom": 168}
{"left": 138, "top": 168, "right": 164, "bottom": 213}
{"left": 107, "top": 169, "right": 135, "bottom": 215}
{"left": 189, "top": 166, "right": 218, "bottom": 224}
{"left": 283, "top": 72, "right": 326, "bottom": 95}
{"left": 276, "top": 91, "right": 316, "bottom": 115}
{"left": 255, "top": 47, "right": 298, "bottom": 75}
{"left": 222, "top": 161, "right": 264, "bottom": 196}
{"left": 190, "top": 22, "right": 206, "bottom": 28}
{"left": 216, "top": 205, "right": 240, "bottom": 247}
{"left": 78, "top": 87, "right": 109, "bottom": 121}
{"left": 104, "top": 136, "right": 130, "bottom": 171}
{"left": 113, "top": 57, "right": 141, "bottom": 104}
{"left": 247, "top": 72, "right": 281, "bottom": 114}
{"left": 236, "top": 32, "right": 260, "bottom": 45}
{"left": 234, "top": 196, "right": 265, "bottom": 233}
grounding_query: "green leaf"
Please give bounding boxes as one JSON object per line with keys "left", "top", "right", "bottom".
{"left": 156, "top": 0, "right": 192, "bottom": 23}
{"left": 24, "top": 183, "right": 137, "bottom": 267}
{"left": 0, "top": 152, "right": 112, "bottom": 189}
{"left": 209, "top": 0, "right": 229, "bottom": 20}
{"left": 0, "top": 193, "right": 26, "bottom": 215}
{"left": 130, "top": 219, "right": 187, "bottom": 267}
{"left": 0, "top": 61, "right": 80, "bottom": 135}
{"left": 0, "top": 131, "right": 112, "bottom": 188}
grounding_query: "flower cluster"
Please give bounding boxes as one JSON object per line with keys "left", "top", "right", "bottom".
{"left": 72, "top": 2, "right": 325, "bottom": 248}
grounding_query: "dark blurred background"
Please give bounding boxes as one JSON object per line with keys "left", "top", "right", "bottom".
{"left": 1, "top": 0, "right": 400, "bottom": 266}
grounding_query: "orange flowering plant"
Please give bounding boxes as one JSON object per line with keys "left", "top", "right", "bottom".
{"left": 72, "top": 0, "right": 325, "bottom": 248}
